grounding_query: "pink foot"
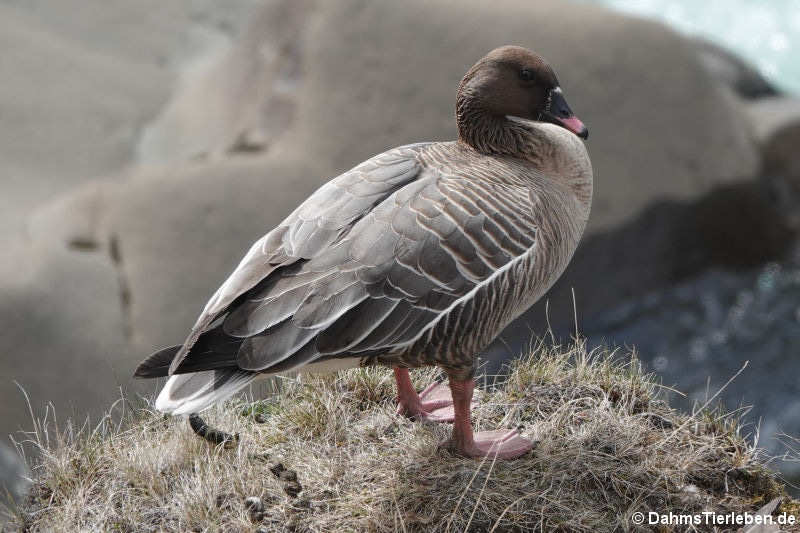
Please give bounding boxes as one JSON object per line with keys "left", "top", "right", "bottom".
{"left": 444, "top": 429, "right": 533, "bottom": 459}
{"left": 396, "top": 382, "right": 457, "bottom": 422}
{"left": 393, "top": 368, "right": 479, "bottom": 424}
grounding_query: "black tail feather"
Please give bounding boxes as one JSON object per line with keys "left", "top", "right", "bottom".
{"left": 134, "top": 325, "right": 245, "bottom": 379}
{"left": 134, "top": 345, "right": 181, "bottom": 378}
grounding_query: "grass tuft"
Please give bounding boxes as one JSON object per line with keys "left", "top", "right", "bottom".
{"left": 5, "top": 340, "right": 799, "bottom": 532}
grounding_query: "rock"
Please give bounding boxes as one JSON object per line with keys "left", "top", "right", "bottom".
{"left": 0, "top": 0, "right": 265, "bottom": 438}
{"left": 0, "top": 0, "right": 258, "bottom": 249}
{"left": 27, "top": 182, "right": 114, "bottom": 252}
{"left": 0, "top": 240, "right": 137, "bottom": 440}
{"left": 0, "top": 443, "right": 29, "bottom": 520}
{"left": 0, "top": 151, "right": 324, "bottom": 440}
{"left": 692, "top": 37, "right": 779, "bottom": 99}
{"left": 137, "top": 0, "right": 313, "bottom": 165}
{"left": 102, "top": 154, "right": 324, "bottom": 350}
{"left": 142, "top": 0, "right": 759, "bottom": 233}
{"left": 745, "top": 96, "right": 800, "bottom": 145}
{"left": 763, "top": 119, "right": 800, "bottom": 180}
{"left": 285, "top": 0, "right": 759, "bottom": 233}
{"left": 747, "top": 97, "right": 800, "bottom": 231}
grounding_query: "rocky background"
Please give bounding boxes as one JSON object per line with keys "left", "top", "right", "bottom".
{"left": 2, "top": 0, "right": 800, "bottom": 508}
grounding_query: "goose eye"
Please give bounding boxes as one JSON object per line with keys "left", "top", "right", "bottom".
{"left": 519, "top": 69, "right": 534, "bottom": 82}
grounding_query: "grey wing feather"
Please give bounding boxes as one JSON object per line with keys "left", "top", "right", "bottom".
{"left": 167, "top": 143, "right": 432, "bottom": 374}
{"left": 227, "top": 160, "right": 538, "bottom": 373}
{"left": 170, "top": 142, "right": 541, "bottom": 377}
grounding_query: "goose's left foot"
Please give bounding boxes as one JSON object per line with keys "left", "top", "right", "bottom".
{"left": 443, "top": 377, "right": 533, "bottom": 460}
{"left": 394, "top": 367, "right": 461, "bottom": 422}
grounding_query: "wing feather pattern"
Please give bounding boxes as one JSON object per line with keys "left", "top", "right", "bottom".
{"left": 163, "top": 142, "right": 541, "bottom": 381}
{"left": 165, "top": 143, "right": 432, "bottom": 374}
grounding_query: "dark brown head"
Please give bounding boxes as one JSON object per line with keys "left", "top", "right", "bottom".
{"left": 456, "top": 46, "right": 588, "bottom": 152}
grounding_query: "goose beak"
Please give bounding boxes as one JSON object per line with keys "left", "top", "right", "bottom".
{"left": 542, "top": 87, "right": 589, "bottom": 140}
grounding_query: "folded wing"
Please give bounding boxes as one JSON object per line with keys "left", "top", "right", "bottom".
{"left": 160, "top": 143, "right": 540, "bottom": 377}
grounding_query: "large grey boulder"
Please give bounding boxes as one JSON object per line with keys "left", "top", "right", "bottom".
{"left": 497, "top": 177, "right": 798, "bottom": 356}
{"left": 142, "top": 0, "right": 759, "bottom": 233}
{"left": 745, "top": 96, "right": 800, "bottom": 145}
{"left": 0, "top": 0, "right": 256, "bottom": 250}
{"left": 692, "top": 37, "right": 779, "bottom": 99}
{"left": 136, "top": 0, "right": 313, "bottom": 164}
{"left": 745, "top": 97, "right": 800, "bottom": 232}
{"left": 306, "top": 0, "right": 758, "bottom": 233}
{"left": 0, "top": 153, "right": 326, "bottom": 440}
{"left": 0, "top": 0, "right": 268, "bottom": 440}
{"left": 0, "top": 240, "right": 134, "bottom": 439}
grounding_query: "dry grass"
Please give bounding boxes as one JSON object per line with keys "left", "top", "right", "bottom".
{"left": 4, "top": 340, "right": 798, "bottom": 532}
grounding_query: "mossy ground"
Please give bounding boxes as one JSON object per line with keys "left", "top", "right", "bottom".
{"left": 4, "top": 340, "right": 798, "bottom": 532}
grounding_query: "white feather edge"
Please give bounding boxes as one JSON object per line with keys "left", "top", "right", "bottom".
{"left": 155, "top": 371, "right": 256, "bottom": 415}
{"left": 154, "top": 358, "right": 362, "bottom": 415}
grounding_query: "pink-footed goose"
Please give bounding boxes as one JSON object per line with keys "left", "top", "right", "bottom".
{"left": 135, "top": 45, "right": 592, "bottom": 459}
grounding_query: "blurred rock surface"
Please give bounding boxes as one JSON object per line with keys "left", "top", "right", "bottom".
{"left": 0, "top": 0, "right": 260, "bottom": 253}
{"left": 136, "top": 0, "right": 312, "bottom": 165}
{"left": 749, "top": 97, "right": 800, "bottom": 233}
{"left": 135, "top": 0, "right": 759, "bottom": 231}
{"left": 692, "top": 37, "right": 779, "bottom": 100}
{"left": 0, "top": 0, "right": 263, "bottom": 437}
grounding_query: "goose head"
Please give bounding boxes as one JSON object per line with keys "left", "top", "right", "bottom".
{"left": 456, "top": 46, "right": 588, "bottom": 154}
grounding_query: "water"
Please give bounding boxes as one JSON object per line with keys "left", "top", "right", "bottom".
{"left": 586, "top": 0, "right": 800, "bottom": 93}
{"left": 584, "top": 258, "right": 800, "bottom": 476}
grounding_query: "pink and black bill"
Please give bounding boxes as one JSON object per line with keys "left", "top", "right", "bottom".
{"left": 541, "top": 87, "right": 588, "bottom": 140}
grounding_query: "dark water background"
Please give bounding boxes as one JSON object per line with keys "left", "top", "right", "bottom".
{"left": 584, "top": 247, "right": 800, "bottom": 479}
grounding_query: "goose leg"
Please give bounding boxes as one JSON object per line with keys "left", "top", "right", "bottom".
{"left": 443, "top": 377, "right": 533, "bottom": 459}
{"left": 394, "top": 367, "right": 455, "bottom": 422}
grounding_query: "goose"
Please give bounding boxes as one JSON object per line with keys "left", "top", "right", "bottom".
{"left": 135, "top": 45, "right": 592, "bottom": 459}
